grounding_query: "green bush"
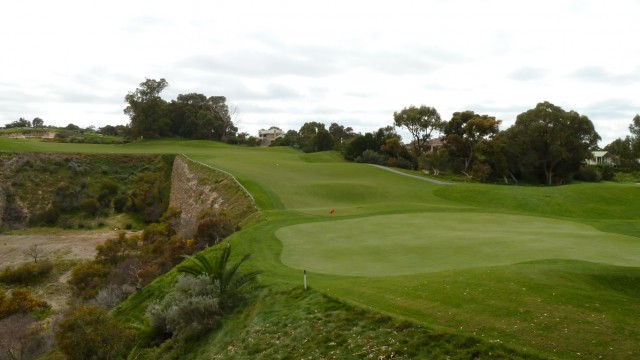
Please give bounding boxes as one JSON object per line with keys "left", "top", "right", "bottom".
{"left": 574, "top": 166, "right": 601, "bottom": 182}
{"left": 0, "top": 289, "right": 49, "bottom": 319}
{"left": 356, "top": 150, "right": 386, "bottom": 165}
{"left": 79, "top": 198, "right": 99, "bottom": 216}
{"left": 146, "top": 274, "right": 222, "bottom": 339}
{"left": 55, "top": 305, "right": 134, "bottom": 360}
{"left": 67, "top": 261, "right": 111, "bottom": 300}
{"left": 0, "top": 261, "right": 53, "bottom": 284}
{"left": 599, "top": 164, "right": 615, "bottom": 181}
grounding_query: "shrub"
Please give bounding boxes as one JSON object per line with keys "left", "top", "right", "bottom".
{"left": 0, "top": 314, "right": 53, "bottom": 360}
{"left": 574, "top": 166, "right": 601, "bottom": 182}
{"left": 79, "top": 198, "right": 99, "bottom": 216}
{"left": 113, "top": 194, "right": 129, "bottom": 213}
{"left": 194, "top": 216, "right": 233, "bottom": 250}
{"left": 146, "top": 274, "right": 222, "bottom": 339}
{"left": 96, "top": 232, "right": 138, "bottom": 265}
{"left": 67, "top": 261, "right": 110, "bottom": 300}
{"left": 599, "top": 164, "right": 615, "bottom": 181}
{"left": 357, "top": 150, "right": 386, "bottom": 165}
{"left": 30, "top": 206, "right": 60, "bottom": 226}
{"left": 0, "top": 261, "right": 53, "bottom": 285}
{"left": 91, "top": 283, "right": 136, "bottom": 309}
{"left": 395, "top": 157, "right": 414, "bottom": 170}
{"left": 0, "top": 289, "right": 49, "bottom": 319}
{"left": 55, "top": 305, "right": 135, "bottom": 360}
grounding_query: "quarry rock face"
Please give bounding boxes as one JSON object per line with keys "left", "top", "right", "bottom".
{"left": 169, "top": 156, "right": 256, "bottom": 240}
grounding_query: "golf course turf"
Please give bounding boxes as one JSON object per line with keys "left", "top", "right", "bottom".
{"left": 278, "top": 212, "right": 640, "bottom": 276}
{"left": 4, "top": 139, "right": 640, "bottom": 359}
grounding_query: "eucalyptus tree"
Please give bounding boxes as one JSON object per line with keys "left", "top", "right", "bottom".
{"left": 504, "top": 101, "right": 600, "bottom": 185}
{"left": 393, "top": 105, "right": 442, "bottom": 156}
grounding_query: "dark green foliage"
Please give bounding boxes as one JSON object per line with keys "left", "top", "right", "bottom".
{"left": 574, "top": 165, "right": 602, "bottom": 182}
{"left": 0, "top": 261, "right": 53, "bottom": 284}
{"left": 67, "top": 261, "right": 111, "bottom": 300}
{"left": 80, "top": 198, "right": 99, "bottom": 216}
{"left": 96, "top": 232, "right": 139, "bottom": 265}
{"left": 600, "top": 164, "right": 615, "bottom": 180}
{"left": 504, "top": 101, "right": 600, "bottom": 185}
{"left": 3, "top": 118, "right": 32, "bottom": 128}
{"left": 356, "top": 149, "right": 386, "bottom": 165}
{"left": 53, "top": 183, "right": 81, "bottom": 212}
{"left": 55, "top": 305, "right": 135, "bottom": 360}
{"left": 194, "top": 214, "right": 234, "bottom": 250}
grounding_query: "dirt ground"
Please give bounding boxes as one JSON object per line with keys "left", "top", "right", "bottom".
{"left": 0, "top": 230, "right": 123, "bottom": 267}
{"left": 0, "top": 229, "right": 135, "bottom": 311}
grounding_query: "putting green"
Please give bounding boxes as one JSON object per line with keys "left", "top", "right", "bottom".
{"left": 277, "top": 212, "right": 640, "bottom": 276}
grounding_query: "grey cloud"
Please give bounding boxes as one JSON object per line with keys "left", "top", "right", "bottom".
{"left": 508, "top": 67, "right": 549, "bottom": 81}
{"left": 578, "top": 98, "right": 639, "bottom": 120}
{"left": 569, "top": 66, "right": 640, "bottom": 85}
{"left": 179, "top": 39, "right": 465, "bottom": 80}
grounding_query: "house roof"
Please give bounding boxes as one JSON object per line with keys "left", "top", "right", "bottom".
{"left": 592, "top": 151, "right": 608, "bottom": 157}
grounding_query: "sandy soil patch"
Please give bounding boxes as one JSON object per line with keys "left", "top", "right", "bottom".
{"left": 0, "top": 230, "right": 130, "bottom": 267}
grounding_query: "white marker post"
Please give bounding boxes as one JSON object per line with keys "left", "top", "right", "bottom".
{"left": 304, "top": 270, "right": 307, "bottom": 290}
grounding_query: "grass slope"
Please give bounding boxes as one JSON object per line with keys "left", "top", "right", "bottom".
{"left": 4, "top": 138, "right": 640, "bottom": 359}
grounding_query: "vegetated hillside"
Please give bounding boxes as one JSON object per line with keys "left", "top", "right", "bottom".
{"left": 0, "top": 153, "right": 174, "bottom": 230}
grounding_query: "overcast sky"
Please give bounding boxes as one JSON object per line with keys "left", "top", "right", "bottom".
{"left": 1, "top": 0, "right": 639, "bottom": 145}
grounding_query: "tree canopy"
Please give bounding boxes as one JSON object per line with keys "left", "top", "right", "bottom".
{"left": 504, "top": 101, "right": 600, "bottom": 185}
{"left": 124, "top": 78, "right": 237, "bottom": 140}
{"left": 393, "top": 105, "right": 442, "bottom": 156}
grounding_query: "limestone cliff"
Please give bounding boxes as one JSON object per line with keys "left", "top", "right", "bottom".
{"left": 169, "top": 155, "right": 257, "bottom": 239}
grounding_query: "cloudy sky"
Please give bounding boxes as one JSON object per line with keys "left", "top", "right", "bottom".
{"left": 1, "top": 0, "right": 639, "bottom": 145}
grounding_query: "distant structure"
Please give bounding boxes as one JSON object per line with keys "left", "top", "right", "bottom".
{"left": 258, "top": 126, "right": 285, "bottom": 146}
{"left": 425, "top": 138, "right": 444, "bottom": 152}
{"left": 586, "top": 150, "right": 615, "bottom": 166}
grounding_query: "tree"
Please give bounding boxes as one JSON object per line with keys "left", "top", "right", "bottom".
{"left": 23, "top": 244, "right": 46, "bottom": 263}
{"left": 65, "top": 123, "right": 80, "bottom": 131}
{"left": 4, "top": 118, "right": 31, "bottom": 128}
{"left": 55, "top": 305, "right": 134, "bottom": 360}
{"left": 207, "top": 96, "right": 237, "bottom": 141}
{"left": 178, "top": 245, "right": 260, "bottom": 313}
{"left": 124, "top": 78, "right": 170, "bottom": 139}
{"left": 168, "top": 93, "right": 215, "bottom": 139}
{"left": 444, "top": 112, "right": 501, "bottom": 173}
{"left": 605, "top": 137, "right": 637, "bottom": 169}
{"left": 31, "top": 117, "right": 44, "bottom": 128}
{"left": 329, "top": 122, "right": 355, "bottom": 146}
{"left": 505, "top": 101, "right": 600, "bottom": 185}
{"left": 0, "top": 314, "right": 52, "bottom": 360}
{"left": 628, "top": 114, "right": 640, "bottom": 159}
{"left": 393, "top": 105, "right": 442, "bottom": 156}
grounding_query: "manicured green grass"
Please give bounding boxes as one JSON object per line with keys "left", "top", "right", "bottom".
{"left": 278, "top": 212, "right": 640, "bottom": 276}
{"left": 5, "top": 138, "right": 640, "bottom": 359}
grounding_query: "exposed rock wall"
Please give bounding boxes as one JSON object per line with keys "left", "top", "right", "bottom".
{"left": 169, "top": 155, "right": 257, "bottom": 239}
{"left": 0, "top": 185, "right": 5, "bottom": 228}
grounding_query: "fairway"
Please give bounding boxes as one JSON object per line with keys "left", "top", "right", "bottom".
{"left": 278, "top": 212, "right": 640, "bottom": 276}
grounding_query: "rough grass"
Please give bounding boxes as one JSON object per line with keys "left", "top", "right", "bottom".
{"left": 135, "top": 287, "right": 542, "bottom": 360}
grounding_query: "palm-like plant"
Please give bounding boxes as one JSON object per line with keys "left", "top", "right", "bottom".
{"left": 178, "top": 244, "right": 260, "bottom": 312}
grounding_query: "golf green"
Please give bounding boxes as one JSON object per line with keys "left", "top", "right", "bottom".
{"left": 277, "top": 212, "right": 640, "bottom": 276}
